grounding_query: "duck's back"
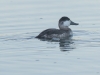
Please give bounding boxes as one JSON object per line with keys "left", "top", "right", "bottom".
{"left": 36, "top": 28, "right": 72, "bottom": 39}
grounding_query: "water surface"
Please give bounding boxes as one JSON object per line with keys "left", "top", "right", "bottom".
{"left": 0, "top": 0, "right": 100, "bottom": 75}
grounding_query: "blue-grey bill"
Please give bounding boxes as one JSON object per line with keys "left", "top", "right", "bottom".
{"left": 70, "top": 21, "right": 79, "bottom": 25}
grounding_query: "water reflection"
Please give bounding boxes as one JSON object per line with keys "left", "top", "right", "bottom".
{"left": 38, "top": 38, "right": 75, "bottom": 52}
{"left": 59, "top": 39, "right": 75, "bottom": 51}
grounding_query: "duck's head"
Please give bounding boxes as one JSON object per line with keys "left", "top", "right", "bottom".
{"left": 58, "top": 16, "right": 79, "bottom": 30}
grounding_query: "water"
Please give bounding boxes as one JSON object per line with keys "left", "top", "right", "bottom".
{"left": 0, "top": 0, "right": 100, "bottom": 75}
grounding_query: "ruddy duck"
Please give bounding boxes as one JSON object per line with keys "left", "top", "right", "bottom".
{"left": 36, "top": 16, "right": 79, "bottom": 40}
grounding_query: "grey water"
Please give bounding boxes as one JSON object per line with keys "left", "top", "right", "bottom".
{"left": 0, "top": 0, "right": 100, "bottom": 75}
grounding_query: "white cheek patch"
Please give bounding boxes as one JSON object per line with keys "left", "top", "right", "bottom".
{"left": 63, "top": 20, "right": 71, "bottom": 26}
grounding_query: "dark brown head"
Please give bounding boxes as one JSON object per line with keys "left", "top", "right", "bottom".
{"left": 58, "top": 16, "right": 79, "bottom": 30}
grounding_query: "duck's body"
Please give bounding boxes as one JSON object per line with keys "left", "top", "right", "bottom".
{"left": 36, "top": 16, "right": 79, "bottom": 40}
{"left": 36, "top": 28, "right": 72, "bottom": 39}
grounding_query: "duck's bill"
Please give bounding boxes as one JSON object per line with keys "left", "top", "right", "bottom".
{"left": 70, "top": 21, "right": 79, "bottom": 25}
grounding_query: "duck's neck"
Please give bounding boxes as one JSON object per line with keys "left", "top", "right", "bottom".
{"left": 59, "top": 25, "right": 70, "bottom": 30}
{"left": 60, "top": 27, "right": 71, "bottom": 31}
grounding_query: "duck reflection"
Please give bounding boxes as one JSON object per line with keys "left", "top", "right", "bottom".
{"left": 59, "top": 39, "right": 75, "bottom": 51}
{"left": 38, "top": 38, "right": 76, "bottom": 52}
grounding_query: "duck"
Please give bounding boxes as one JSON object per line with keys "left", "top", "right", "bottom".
{"left": 36, "top": 16, "right": 79, "bottom": 40}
